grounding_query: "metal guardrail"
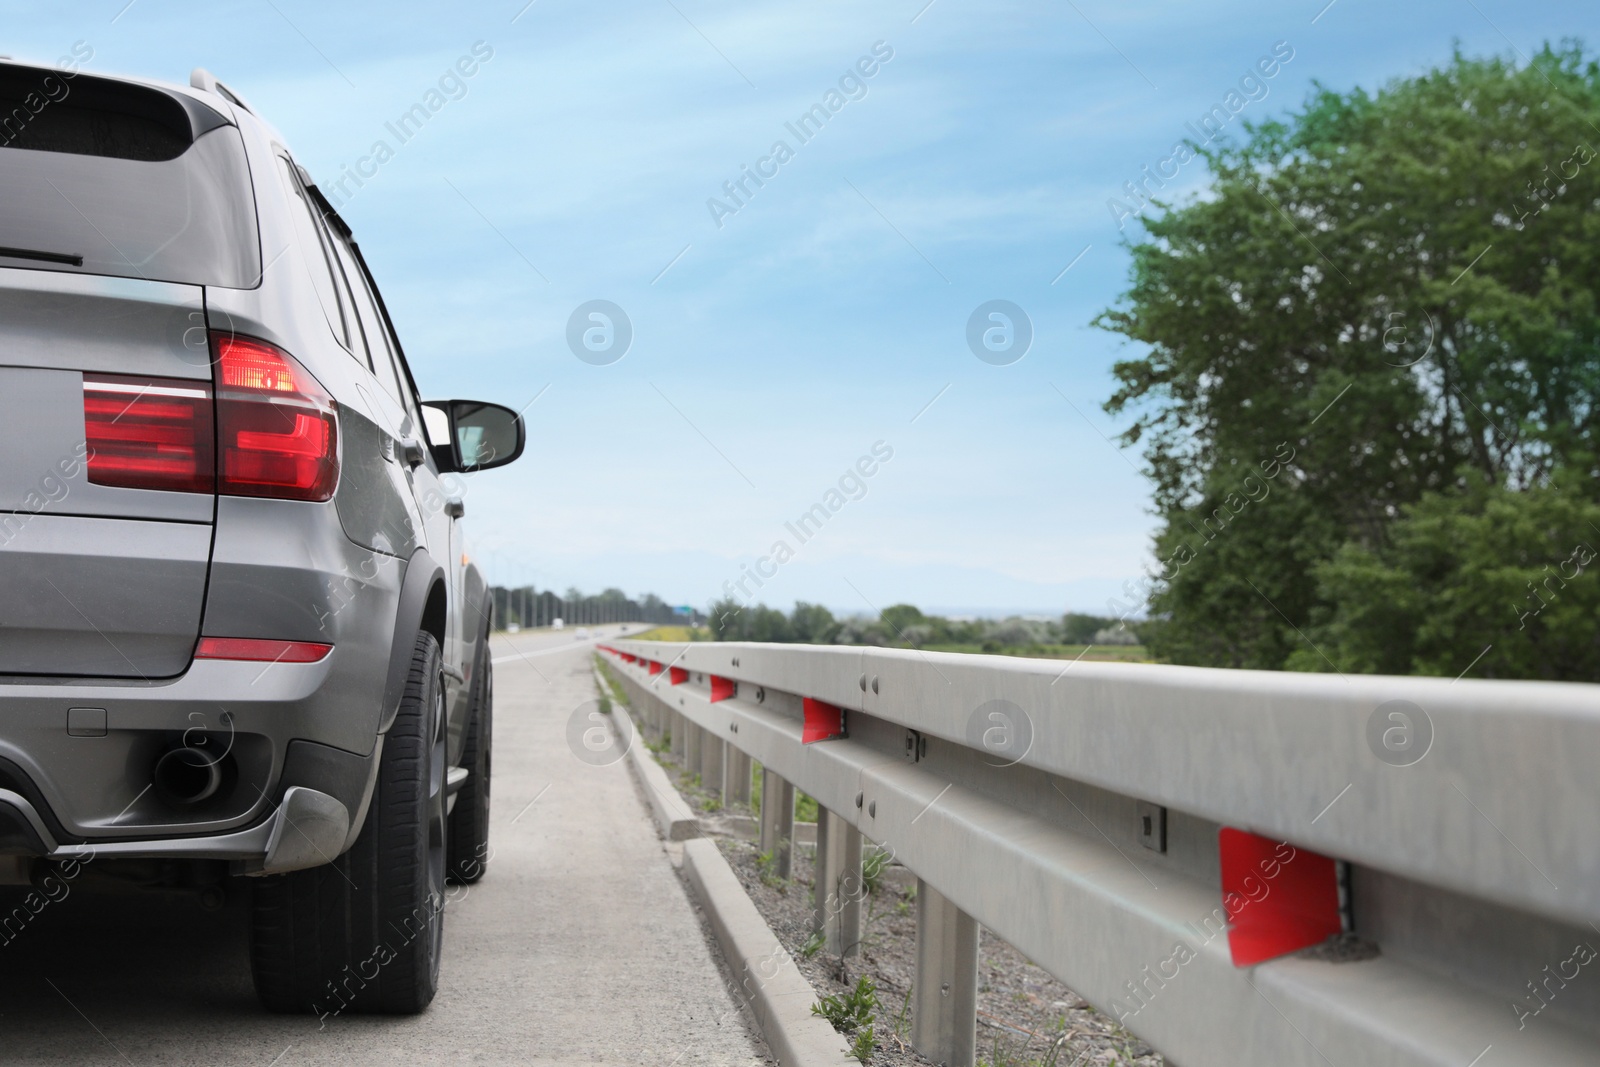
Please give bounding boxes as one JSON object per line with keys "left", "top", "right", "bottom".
{"left": 601, "top": 640, "right": 1600, "bottom": 1067}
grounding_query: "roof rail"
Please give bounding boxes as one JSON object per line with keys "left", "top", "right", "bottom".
{"left": 189, "top": 67, "right": 255, "bottom": 114}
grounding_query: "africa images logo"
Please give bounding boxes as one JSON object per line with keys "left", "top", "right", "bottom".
{"left": 566, "top": 300, "right": 633, "bottom": 365}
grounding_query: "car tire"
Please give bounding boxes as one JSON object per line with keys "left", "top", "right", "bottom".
{"left": 446, "top": 648, "right": 492, "bottom": 884}
{"left": 250, "top": 630, "right": 448, "bottom": 1015}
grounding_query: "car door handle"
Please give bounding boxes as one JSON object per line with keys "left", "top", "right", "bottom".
{"left": 445, "top": 497, "right": 465, "bottom": 519}
{"left": 400, "top": 438, "right": 426, "bottom": 468}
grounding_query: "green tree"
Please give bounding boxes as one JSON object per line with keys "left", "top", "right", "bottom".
{"left": 1059, "top": 612, "right": 1117, "bottom": 644}
{"left": 1294, "top": 475, "right": 1600, "bottom": 680}
{"left": 708, "top": 597, "right": 745, "bottom": 640}
{"left": 789, "top": 602, "right": 838, "bottom": 643}
{"left": 746, "top": 606, "right": 794, "bottom": 643}
{"left": 1097, "top": 43, "right": 1600, "bottom": 671}
{"left": 878, "top": 604, "right": 926, "bottom": 639}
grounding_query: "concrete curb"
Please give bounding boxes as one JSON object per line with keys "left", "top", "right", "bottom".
{"left": 597, "top": 666, "right": 700, "bottom": 841}
{"left": 682, "top": 838, "right": 857, "bottom": 1067}
{"left": 597, "top": 659, "right": 854, "bottom": 1065}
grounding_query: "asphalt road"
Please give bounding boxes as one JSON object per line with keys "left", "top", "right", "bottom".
{"left": 0, "top": 626, "right": 770, "bottom": 1066}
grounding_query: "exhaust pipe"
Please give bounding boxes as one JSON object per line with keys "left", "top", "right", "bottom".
{"left": 152, "top": 746, "right": 223, "bottom": 805}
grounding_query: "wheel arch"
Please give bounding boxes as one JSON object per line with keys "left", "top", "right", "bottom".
{"left": 380, "top": 548, "right": 447, "bottom": 736}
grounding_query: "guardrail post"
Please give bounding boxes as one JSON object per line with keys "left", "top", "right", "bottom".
{"left": 758, "top": 768, "right": 794, "bottom": 878}
{"left": 684, "top": 720, "right": 702, "bottom": 779}
{"left": 813, "top": 807, "right": 863, "bottom": 957}
{"left": 912, "top": 879, "right": 978, "bottom": 1067}
{"left": 724, "top": 745, "right": 752, "bottom": 807}
{"left": 702, "top": 735, "right": 725, "bottom": 797}
{"left": 671, "top": 711, "right": 686, "bottom": 759}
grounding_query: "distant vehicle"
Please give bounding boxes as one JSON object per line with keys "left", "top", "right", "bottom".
{"left": 575, "top": 627, "right": 591, "bottom": 640}
{"left": 0, "top": 60, "right": 527, "bottom": 1016}
{"left": 552, "top": 617, "right": 564, "bottom": 630}
{"left": 506, "top": 623, "right": 522, "bottom": 634}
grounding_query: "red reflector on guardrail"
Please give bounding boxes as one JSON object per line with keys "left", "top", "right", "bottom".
{"left": 710, "top": 675, "right": 735, "bottom": 702}
{"left": 801, "top": 698, "right": 845, "bottom": 744}
{"left": 621, "top": 653, "right": 637, "bottom": 663}
{"left": 670, "top": 666, "right": 689, "bottom": 685}
{"left": 1219, "top": 828, "right": 1341, "bottom": 966}
{"left": 648, "top": 660, "right": 663, "bottom": 675}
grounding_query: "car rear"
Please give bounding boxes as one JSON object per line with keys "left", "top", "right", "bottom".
{"left": 0, "top": 61, "right": 379, "bottom": 864}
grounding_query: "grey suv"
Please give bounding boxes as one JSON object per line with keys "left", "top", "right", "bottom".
{"left": 0, "top": 59, "right": 523, "bottom": 1013}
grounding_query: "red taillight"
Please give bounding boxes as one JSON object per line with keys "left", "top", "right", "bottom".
{"left": 195, "top": 637, "right": 332, "bottom": 663}
{"left": 83, "top": 376, "right": 215, "bottom": 494}
{"left": 214, "top": 332, "right": 338, "bottom": 501}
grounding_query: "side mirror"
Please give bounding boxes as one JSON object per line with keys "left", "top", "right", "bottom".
{"left": 420, "top": 400, "right": 525, "bottom": 473}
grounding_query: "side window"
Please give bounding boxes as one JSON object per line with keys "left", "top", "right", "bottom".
{"left": 325, "top": 231, "right": 378, "bottom": 370}
{"left": 334, "top": 231, "right": 423, "bottom": 433}
{"left": 332, "top": 236, "right": 403, "bottom": 404}
{"left": 378, "top": 333, "right": 425, "bottom": 436}
{"left": 277, "top": 157, "right": 350, "bottom": 350}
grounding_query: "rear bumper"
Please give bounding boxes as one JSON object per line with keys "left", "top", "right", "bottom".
{"left": 0, "top": 484, "right": 408, "bottom": 861}
{"left": 0, "top": 656, "right": 380, "bottom": 848}
{"left": 0, "top": 784, "right": 350, "bottom": 874}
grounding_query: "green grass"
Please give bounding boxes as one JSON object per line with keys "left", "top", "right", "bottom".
{"left": 593, "top": 656, "right": 629, "bottom": 702}
{"left": 749, "top": 760, "right": 818, "bottom": 822}
{"left": 627, "top": 625, "right": 709, "bottom": 641}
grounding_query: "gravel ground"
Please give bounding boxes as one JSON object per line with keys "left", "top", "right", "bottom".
{"left": 651, "top": 740, "right": 1165, "bottom": 1067}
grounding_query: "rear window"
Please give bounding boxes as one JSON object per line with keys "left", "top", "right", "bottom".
{"left": 0, "top": 65, "right": 261, "bottom": 288}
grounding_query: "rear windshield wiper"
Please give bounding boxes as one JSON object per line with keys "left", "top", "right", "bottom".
{"left": 0, "top": 245, "right": 84, "bottom": 266}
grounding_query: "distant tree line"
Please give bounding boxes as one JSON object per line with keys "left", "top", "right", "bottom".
{"left": 491, "top": 586, "right": 697, "bottom": 629}
{"left": 707, "top": 599, "right": 1140, "bottom": 650}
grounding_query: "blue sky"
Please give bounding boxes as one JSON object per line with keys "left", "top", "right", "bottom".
{"left": 6, "top": 0, "right": 1592, "bottom": 616}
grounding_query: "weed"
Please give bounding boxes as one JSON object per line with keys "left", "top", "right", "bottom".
{"left": 892, "top": 984, "right": 912, "bottom": 1041}
{"left": 748, "top": 761, "right": 800, "bottom": 822}
{"left": 702, "top": 796, "right": 723, "bottom": 813}
{"left": 812, "top": 975, "right": 877, "bottom": 1035}
{"left": 978, "top": 1024, "right": 1088, "bottom": 1067}
{"left": 755, "top": 850, "right": 786, "bottom": 888}
{"left": 598, "top": 695, "right": 613, "bottom": 716}
{"left": 593, "top": 657, "right": 630, "bottom": 703}
{"left": 799, "top": 930, "right": 826, "bottom": 959}
{"left": 849, "top": 1025, "right": 875, "bottom": 1064}
{"left": 861, "top": 845, "right": 892, "bottom": 895}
